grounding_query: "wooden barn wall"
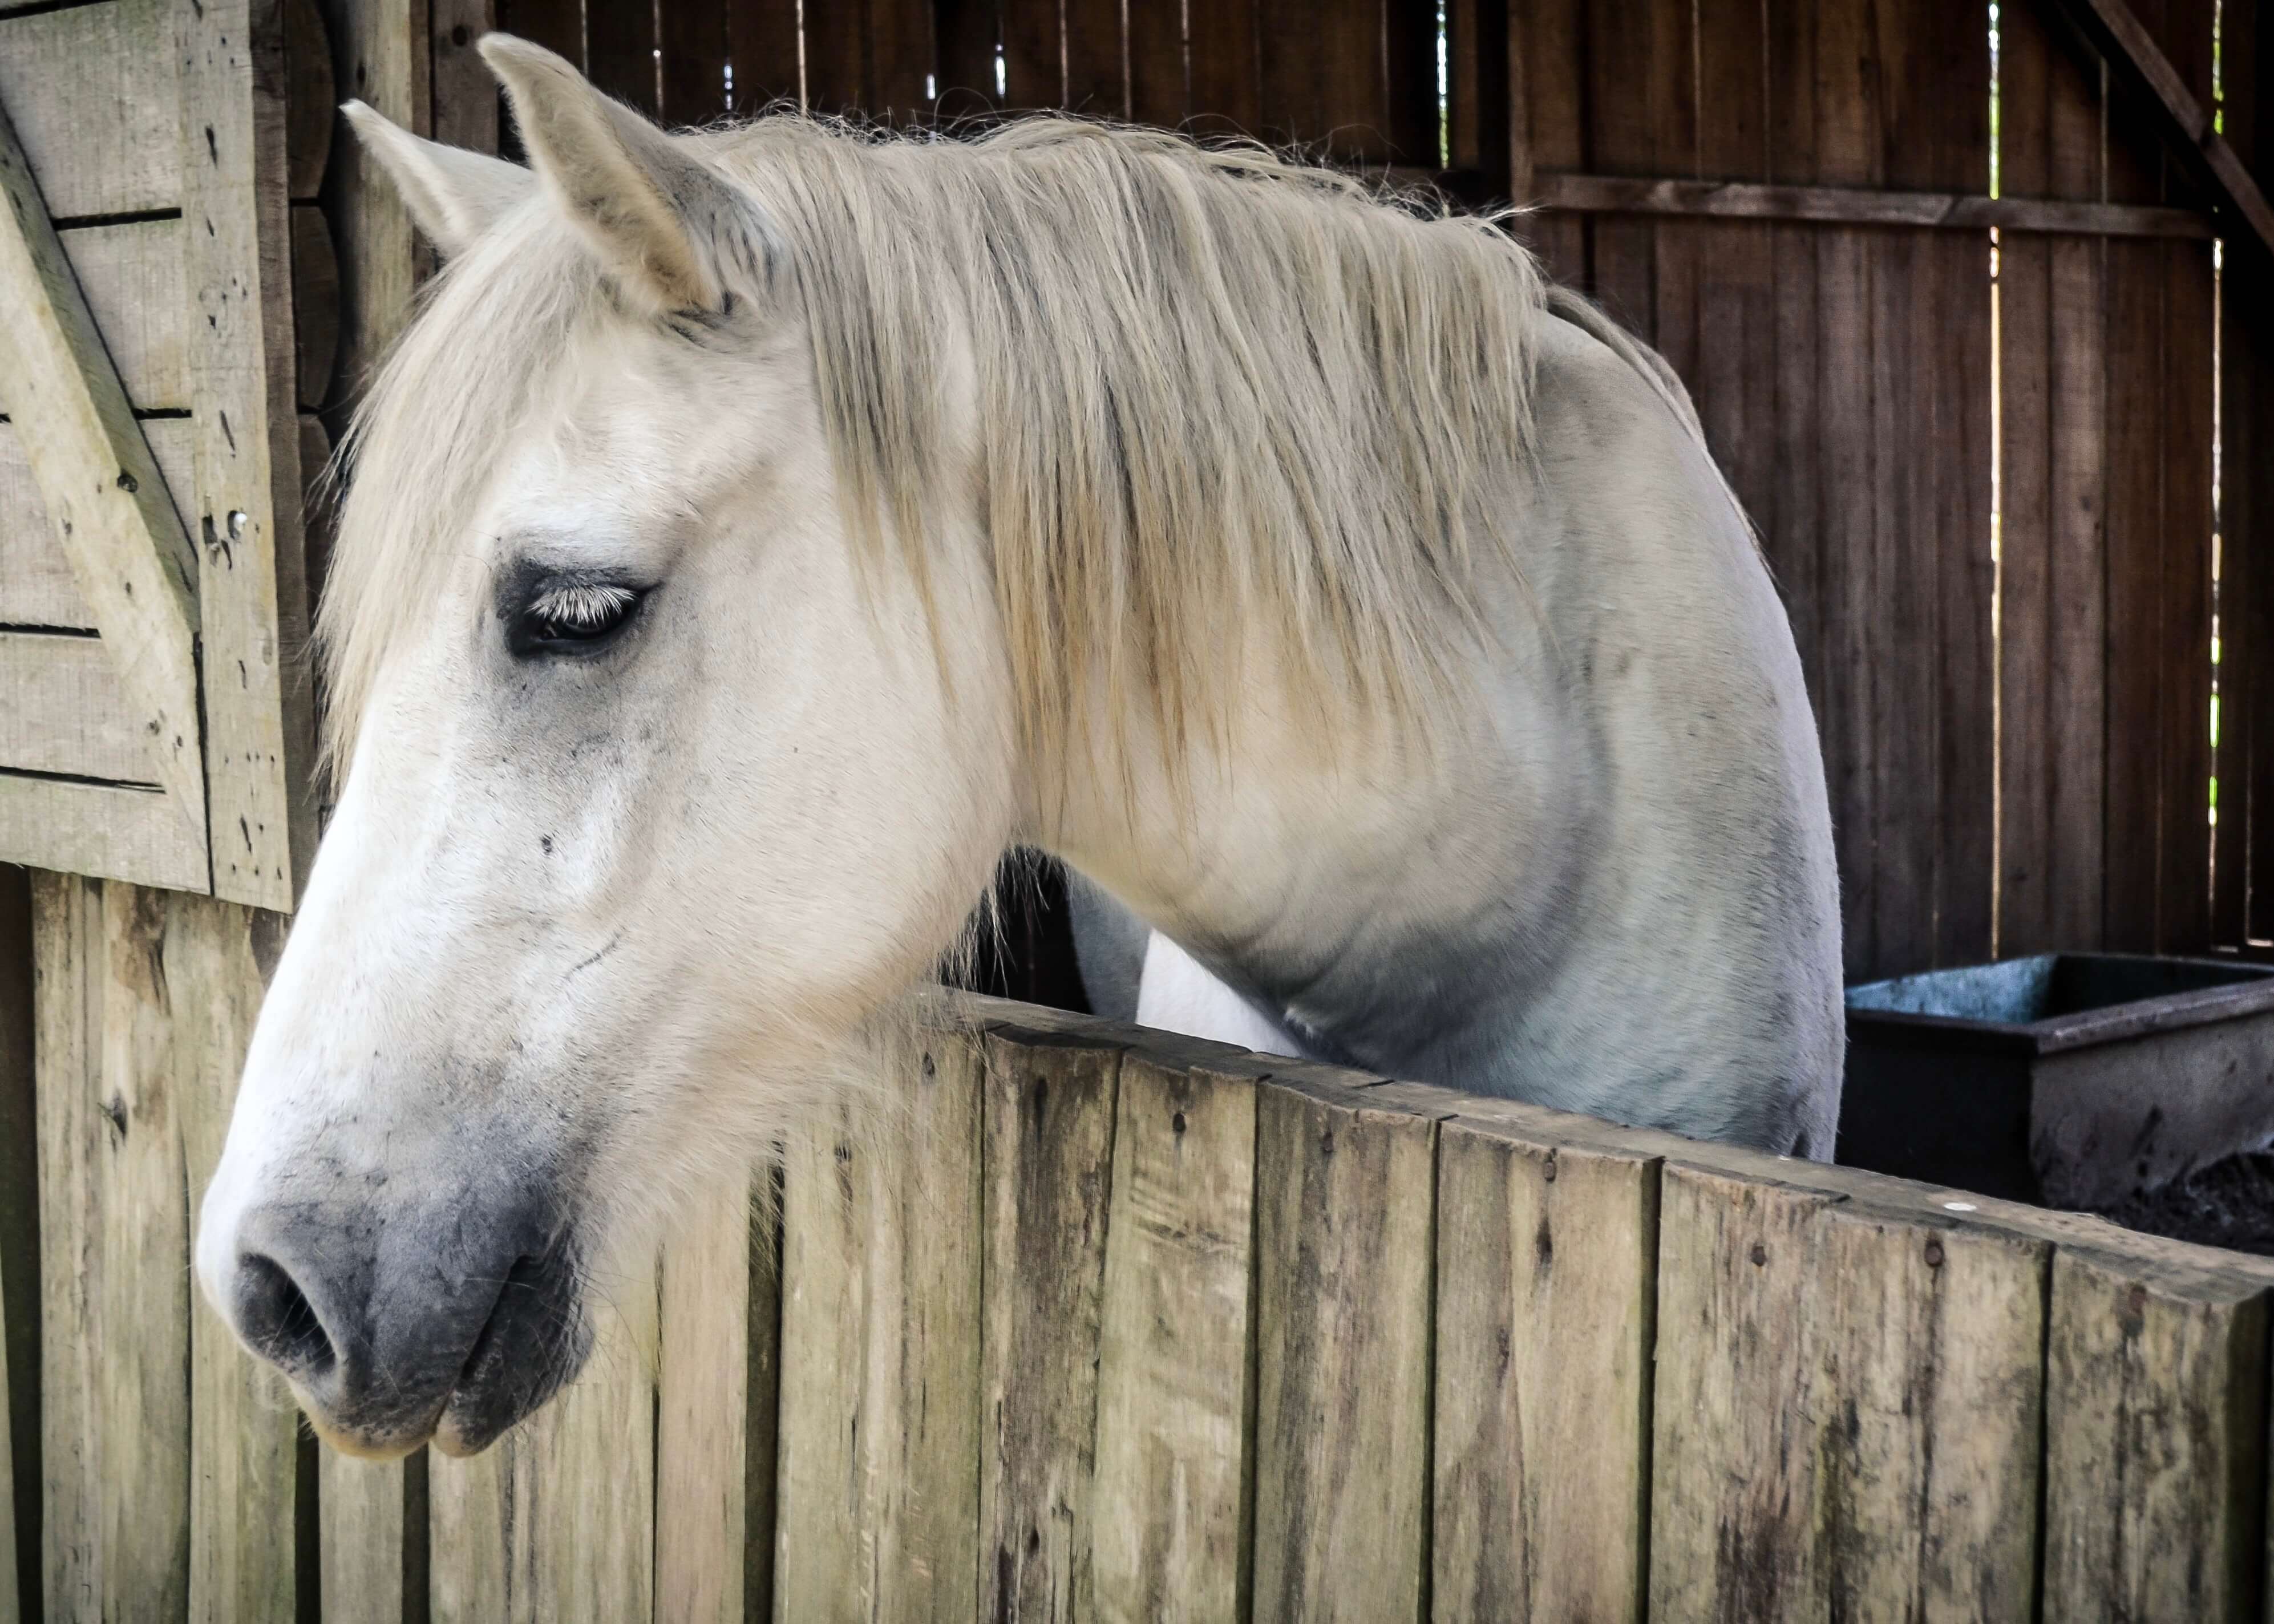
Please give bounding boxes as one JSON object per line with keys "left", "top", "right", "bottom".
{"left": 2221, "top": 4, "right": 2274, "bottom": 955}
{"left": 410, "top": 0, "right": 2264, "bottom": 985}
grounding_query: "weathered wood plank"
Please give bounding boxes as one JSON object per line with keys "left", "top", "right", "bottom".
{"left": 1256, "top": 0, "right": 1393, "bottom": 161}
{"left": 658, "top": 1178, "right": 778, "bottom": 1623}
{"left": 0, "top": 633, "right": 160, "bottom": 784}
{"left": 427, "top": 1267, "right": 658, "bottom": 1622}
{"left": 657, "top": 0, "right": 726, "bottom": 127}
{"left": 772, "top": 1024, "right": 982, "bottom": 1622}
{"left": 46, "top": 221, "right": 193, "bottom": 414}
{"left": 859, "top": 1030, "right": 984, "bottom": 1622}
{"left": 0, "top": 105, "right": 208, "bottom": 831}
{"left": 325, "top": 0, "right": 435, "bottom": 408}
{"left": 1429, "top": 1104, "right": 1656, "bottom": 1622}
{"left": 33, "top": 875, "right": 192, "bottom": 1617}
{"left": 1532, "top": 173, "right": 2214, "bottom": 237}
{"left": 432, "top": 0, "right": 500, "bottom": 150}
{"left": 1812, "top": 1196, "right": 2046, "bottom": 1621}
{"left": 1648, "top": 1161, "right": 1840, "bottom": 1619}
{"left": 175, "top": 897, "right": 303, "bottom": 1623}
{"left": 319, "top": 1451, "right": 422, "bottom": 1624}
{"left": 1251, "top": 1075, "right": 1435, "bottom": 1624}
{"left": 2044, "top": 1245, "right": 2271, "bottom": 1620}
{"left": 180, "top": 0, "right": 322, "bottom": 909}
{"left": 1087, "top": 1052, "right": 1258, "bottom": 1622}
{"left": 0, "top": 0, "right": 178, "bottom": 220}
{"left": 0, "top": 864, "right": 37, "bottom": 1624}
{"left": 0, "top": 777, "right": 207, "bottom": 894}
{"left": 770, "top": 1123, "right": 867, "bottom": 1618}
{"left": 978, "top": 1026, "right": 1122, "bottom": 1621}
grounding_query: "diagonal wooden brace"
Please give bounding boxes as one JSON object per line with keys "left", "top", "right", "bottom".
{"left": 0, "top": 94, "right": 210, "bottom": 844}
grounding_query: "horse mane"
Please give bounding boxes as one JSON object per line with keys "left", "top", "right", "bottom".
{"left": 319, "top": 112, "right": 1555, "bottom": 787}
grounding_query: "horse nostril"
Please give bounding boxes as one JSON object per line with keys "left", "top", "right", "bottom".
{"left": 235, "top": 1253, "right": 338, "bottom": 1378}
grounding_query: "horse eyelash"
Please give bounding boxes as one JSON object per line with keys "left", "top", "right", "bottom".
{"left": 529, "top": 581, "right": 638, "bottom": 628}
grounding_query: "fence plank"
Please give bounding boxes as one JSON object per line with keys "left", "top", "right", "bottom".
{"left": 33, "top": 876, "right": 191, "bottom": 1618}
{"left": 1648, "top": 1161, "right": 1837, "bottom": 1619}
{"left": 432, "top": 1271, "right": 658, "bottom": 1623}
{"left": 175, "top": 899, "right": 304, "bottom": 1624}
{"left": 770, "top": 1122, "right": 868, "bottom": 1619}
{"left": 1251, "top": 1076, "right": 1435, "bottom": 1624}
{"left": 1429, "top": 1105, "right": 1656, "bottom": 1623}
{"left": 774, "top": 1027, "right": 983, "bottom": 1622}
{"left": 978, "top": 1026, "right": 1122, "bottom": 1621}
{"left": 2043, "top": 1245, "right": 2271, "bottom": 1620}
{"left": 658, "top": 1178, "right": 778, "bottom": 1622}
{"left": 0, "top": 0, "right": 179, "bottom": 220}
{"left": 326, "top": 0, "right": 433, "bottom": 408}
{"left": 321, "top": 1452, "right": 422, "bottom": 1624}
{"left": 1087, "top": 1052, "right": 1258, "bottom": 1622}
{"left": 1814, "top": 1197, "right": 2047, "bottom": 1621}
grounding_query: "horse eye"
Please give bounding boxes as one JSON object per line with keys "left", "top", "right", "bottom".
{"left": 512, "top": 582, "right": 646, "bottom": 656}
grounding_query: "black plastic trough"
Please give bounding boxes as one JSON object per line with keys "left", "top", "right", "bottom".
{"left": 1836, "top": 953, "right": 2274, "bottom": 1209}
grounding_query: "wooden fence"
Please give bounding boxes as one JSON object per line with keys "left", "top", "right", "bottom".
{"left": 8, "top": 870, "right": 2274, "bottom": 1620}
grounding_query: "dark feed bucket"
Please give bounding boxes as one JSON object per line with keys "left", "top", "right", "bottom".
{"left": 1837, "top": 954, "right": 2274, "bottom": 1210}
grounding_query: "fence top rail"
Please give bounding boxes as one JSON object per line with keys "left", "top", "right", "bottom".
{"left": 926, "top": 986, "right": 2274, "bottom": 1297}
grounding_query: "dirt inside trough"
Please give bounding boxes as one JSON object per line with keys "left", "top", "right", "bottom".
{"left": 2083, "top": 1148, "right": 2274, "bottom": 1259}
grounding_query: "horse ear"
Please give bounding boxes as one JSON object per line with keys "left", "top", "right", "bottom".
{"left": 479, "top": 33, "right": 768, "bottom": 314}
{"left": 341, "top": 102, "right": 534, "bottom": 257}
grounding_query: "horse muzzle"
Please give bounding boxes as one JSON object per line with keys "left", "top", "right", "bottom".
{"left": 203, "top": 1176, "right": 593, "bottom": 1457}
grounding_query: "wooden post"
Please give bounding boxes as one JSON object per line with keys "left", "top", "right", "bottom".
{"left": 977, "top": 1026, "right": 1123, "bottom": 1622}
{"left": 1251, "top": 1075, "right": 1436, "bottom": 1624}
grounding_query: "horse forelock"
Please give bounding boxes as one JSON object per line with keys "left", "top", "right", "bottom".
{"left": 319, "top": 112, "right": 1557, "bottom": 790}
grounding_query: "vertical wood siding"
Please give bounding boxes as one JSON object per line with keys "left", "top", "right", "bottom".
{"left": 423, "top": 0, "right": 2257, "bottom": 980}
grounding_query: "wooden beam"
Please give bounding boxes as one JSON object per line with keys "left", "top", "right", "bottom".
{"left": 179, "top": 0, "right": 319, "bottom": 908}
{"left": 0, "top": 95, "right": 209, "bottom": 847}
{"left": 2042, "top": 0, "right": 2274, "bottom": 265}
{"left": 1531, "top": 172, "right": 2216, "bottom": 239}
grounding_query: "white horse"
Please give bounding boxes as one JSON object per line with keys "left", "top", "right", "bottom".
{"left": 198, "top": 35, "right": 1841, "bottom": 1457}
